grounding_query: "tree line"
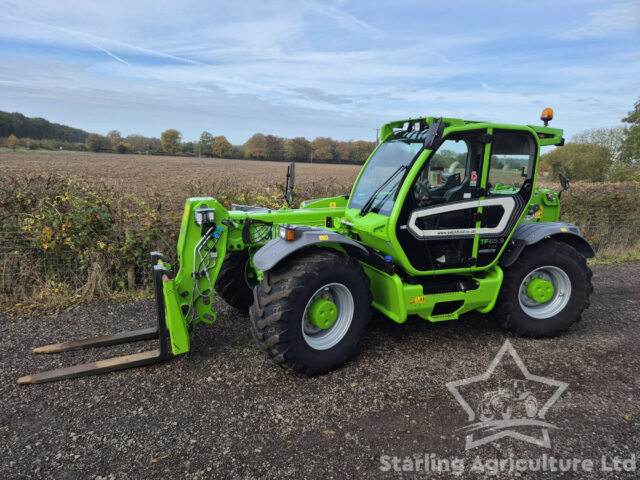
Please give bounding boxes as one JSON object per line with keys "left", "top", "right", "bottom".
{"left": 226, "top": 132, "right": 376, "bottom": 164}
{"left": 0, "top": 111, "right": 376, "bottom": 164}
{"left": 3, "top": 97, "right": 638, "bottom": 172}
{"left": 83, "top": 129, "right": 377, "bottom": 164}
{"left": 0, "top": 111, "right": 89, "bottom": 143}
{"left": 541, "top": 97, "right": 640, "bottom": 182}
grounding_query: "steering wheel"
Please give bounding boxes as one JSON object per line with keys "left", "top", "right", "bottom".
{"left": 413, "top": 171, "right": 432, "bottom": 206}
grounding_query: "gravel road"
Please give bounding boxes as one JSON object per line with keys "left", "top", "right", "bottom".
{"left": 2, "top": 262, "right": 639, "bottom": 479}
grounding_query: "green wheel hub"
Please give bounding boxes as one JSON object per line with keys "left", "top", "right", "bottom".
{"left": 526, "top": 277, "right": 554, "bottom": 303}
{"left": 307, "top": 298, "right": 338, "bottom": 330}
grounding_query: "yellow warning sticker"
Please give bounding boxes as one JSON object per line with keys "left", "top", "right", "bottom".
{"left": 409, "top": 295, "right": 426, "bottom": 304}
{"left": 561, "top": 227, "right": 568, "bottom": 232}
{"left": 319, "top": 235, "right": 329, "bottom": 241}
{"left": 329, "top": 202, "right": 337, "bottom": 208}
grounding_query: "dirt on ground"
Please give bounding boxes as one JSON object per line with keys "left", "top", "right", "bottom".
{"left": 1, "top": 262, "right": 639, "bottom": 479}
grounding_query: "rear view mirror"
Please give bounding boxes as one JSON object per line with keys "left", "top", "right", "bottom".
{"left": 559, "top": 173, "right": 568, "bottom": 189}
{"left": 288, "top": 161, "right": 295, "bottom": 190}
{"left": 423, "top": 118, "right": 445, "bottom": 150}
{"left": 558, "top": 173, "right": 570, "bottom": 198}
{"left": 284, "top": 161, "right": 295, "bottom": 206}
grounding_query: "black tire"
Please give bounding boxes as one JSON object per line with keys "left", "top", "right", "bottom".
{"left": 496, "top": 240, "right": 593, "bottom": 337}
{"left": 249, "top": 249, "right": 371, "bottom": 375}
{"left": 214, "top": 252, "right": 257, "bottom": 312}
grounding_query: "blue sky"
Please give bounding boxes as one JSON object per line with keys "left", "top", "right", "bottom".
{"left": 0, "top": 0, "right": 638, "bottom": 144}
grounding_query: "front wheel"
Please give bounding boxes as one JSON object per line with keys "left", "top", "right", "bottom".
{"left": 214, "top": 252, "right": 257, "bottom": 312}
{"left": 249, "top": 249, "right": 371, "bottom": 375}
{"left": 495, "top": 240, "right": 593, "bottom": 337}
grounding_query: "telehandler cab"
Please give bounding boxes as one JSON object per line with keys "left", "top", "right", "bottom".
{"left": 19, "top": 108, "right": 594, "bottom": 384}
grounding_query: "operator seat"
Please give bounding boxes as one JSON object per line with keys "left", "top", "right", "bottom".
{"left": 443, "top": 151, "right": 480, "bottom": 202}
{"left": 443, "top": 175, "right": 470, "bottom": 202}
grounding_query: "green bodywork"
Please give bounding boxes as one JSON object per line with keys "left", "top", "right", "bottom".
{"left": 162, "top": 117, "right": 566, "bottom": 355}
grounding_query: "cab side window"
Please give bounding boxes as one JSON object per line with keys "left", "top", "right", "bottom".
{"left": 428, "top": 139, "right": 468, "bottom": 187}
{"left": 487, "top": 130, "right": 536, "bottom": 193}
{"left": 412, "top": 130, "right": 485, "bottom": 207}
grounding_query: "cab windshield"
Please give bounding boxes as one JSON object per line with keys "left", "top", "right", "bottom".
{"left": 349, "top": 137, "right": 423, "bottom": 216}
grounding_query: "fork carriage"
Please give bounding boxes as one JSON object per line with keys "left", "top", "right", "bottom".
{"left": 18, "top": 254, "right": 171, "bottom": 384}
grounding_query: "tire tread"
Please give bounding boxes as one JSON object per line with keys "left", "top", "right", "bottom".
{"left": 496, "top": 240, "right": 593, "bottom": 337}
{"left": 249, "top": 249, "right": 371, "bottom": 375}
{"left": 214, "top": 252, "right": 254, "bottom": 311}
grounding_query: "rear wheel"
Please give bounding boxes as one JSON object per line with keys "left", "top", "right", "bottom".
{"left": 496, "top": 240, "right": 593, "bottom": 337}
{"left": 249, "top": 249, "right": 371, "bottom": 375}
{"left": 214, "top": 252, "right": 257, "bottom": 312}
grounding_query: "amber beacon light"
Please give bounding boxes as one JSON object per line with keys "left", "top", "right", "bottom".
{"left": 541, "top": 108, "right": 554, "bottom": 126}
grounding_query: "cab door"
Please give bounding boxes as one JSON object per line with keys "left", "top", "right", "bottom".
{"left": 474, "top": 129, "right": 538, "bottom": 267}
{"left": 396, "top": 129, "right": 487, "bottom": 271}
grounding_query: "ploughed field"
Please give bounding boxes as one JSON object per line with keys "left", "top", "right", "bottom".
{"left": 1, "top": 152, "right": 361, "bottom": 214}
{"left": 2, "top": 151, "right": 639, "bottom": 221}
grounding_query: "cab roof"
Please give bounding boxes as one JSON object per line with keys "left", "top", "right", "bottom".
{"left": 380, "top": 116, "right": 564, "bottom": 147}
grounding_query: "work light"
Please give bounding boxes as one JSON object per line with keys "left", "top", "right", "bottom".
{"left": 194, "top": 208, "right": 216, "bottom": 226}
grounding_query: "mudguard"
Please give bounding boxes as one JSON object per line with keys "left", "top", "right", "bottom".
{"left": 499, "top": 222, "right": 595, "bottom": 268}
{"left": 253, "top": 225, "right": 368, "bottom": 271}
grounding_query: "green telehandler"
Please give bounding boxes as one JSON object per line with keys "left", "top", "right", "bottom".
{"left": 19, "top": 108, "right": 594, "bottom": 384}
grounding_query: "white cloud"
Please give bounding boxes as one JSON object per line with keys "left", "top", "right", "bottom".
{"left": 562, "top": 1, "right": 640, "bottom": 39}
{"left": 0, "top": 56, "right": 388, "bottom": 142}
{"left": 302, "top": 0, "right": 377, "bottom": 33}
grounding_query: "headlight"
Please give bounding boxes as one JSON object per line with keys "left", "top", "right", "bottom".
{"left": 278, "top": 225, "right": 296, "bottom": 241}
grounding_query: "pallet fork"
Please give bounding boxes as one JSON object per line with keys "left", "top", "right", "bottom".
{"left": 18, "top": 253, "right": 172, "bottom": 384}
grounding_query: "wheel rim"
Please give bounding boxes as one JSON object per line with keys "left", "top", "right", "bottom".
{"left": 302, "top": 283, "right": 354, "bottom": 350}
{"left": 518, "top": 266, "right": 571, "bottom": 319}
